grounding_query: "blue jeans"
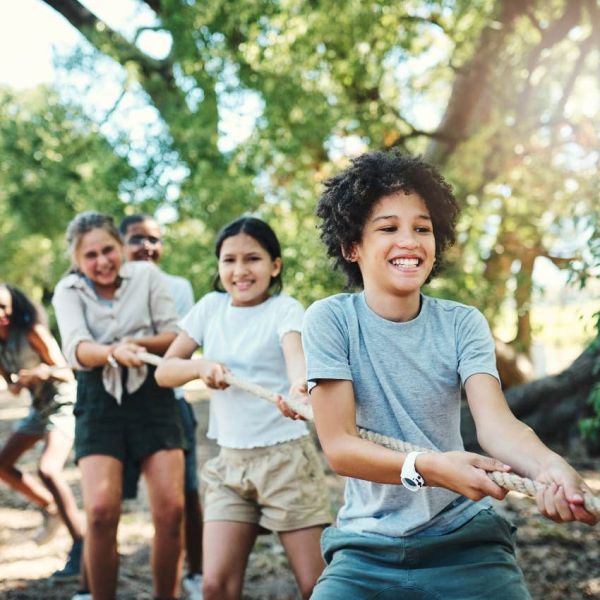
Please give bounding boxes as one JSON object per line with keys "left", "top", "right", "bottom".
{"left": 178, "top": 397, "right": 199, "bottom": 493}
{"left": 311, "top": 509, "right": 531, "bottom": 600}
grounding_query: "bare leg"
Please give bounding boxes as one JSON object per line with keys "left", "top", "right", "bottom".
{"left": 279, "top": 526, "right": 326, "bottom": 600}
{"left": 0, "top": 432, "right": 54, "bottom": 507}
{"left": 38, "top": 430, "right": 84, "bottom": 541}
{"left": 79, "top": 455, "right": 122, "bottom": 600}
{"left": 202, "top": 521, "right": 259, "bottom": 600}
{"left": 143, "top": 449, "right": 185, "bottom": 599}
{"left": 184, "top": 489, "right": 203, "bottom": 575}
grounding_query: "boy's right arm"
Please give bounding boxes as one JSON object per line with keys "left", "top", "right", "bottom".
{"left": 155, "top": 330, "right": 229, "bottom": 389}
{"left": 312, "top": 378, "right": 510, "bottom": 498}
{"left": 312, "top": 379, "right": 409, "bottom": 483}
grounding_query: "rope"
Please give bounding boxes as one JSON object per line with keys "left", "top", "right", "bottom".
{"left": 139, "top": 351, "right": 600, "bottom": 516}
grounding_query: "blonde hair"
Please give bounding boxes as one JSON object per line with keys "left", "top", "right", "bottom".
{"left": 65, "top": 211, "right": 122, "bottom": 265}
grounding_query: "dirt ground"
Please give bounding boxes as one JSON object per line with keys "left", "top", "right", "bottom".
{"left": 0, "top": 388, "right": 599, "bottom": 600}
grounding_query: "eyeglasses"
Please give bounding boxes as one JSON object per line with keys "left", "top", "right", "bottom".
{"left": 126, "top": 235, "right": 162, "bottom": 246}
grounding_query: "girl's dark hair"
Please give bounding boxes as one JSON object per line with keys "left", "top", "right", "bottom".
{"left": 212, "top": 216, "right": 283, "bottom": 294}
{"left": 316, "top": 150, "right": 460, "bottom": 287}
{"left": 0, "top": 284, "right": 42, "bottom": 332}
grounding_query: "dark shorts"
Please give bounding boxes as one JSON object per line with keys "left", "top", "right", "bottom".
{"left": 311, "top": 509, "right": 531, "bottom": 600}
{"left": 122, "top": 395, "right": 198, "bottom": 499}
{"left": 74, "top": 368, "right": 186, "bottom": 483}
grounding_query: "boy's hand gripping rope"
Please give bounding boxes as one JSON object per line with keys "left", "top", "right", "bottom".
{"left": 139, "top": 351, "right": 600, "bottom": 517}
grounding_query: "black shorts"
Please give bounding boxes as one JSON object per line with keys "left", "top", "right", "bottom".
{"left": 74, "top": 368, "right": 186, "bottom": 472}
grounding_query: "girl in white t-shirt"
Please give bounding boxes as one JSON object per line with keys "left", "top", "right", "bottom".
{"left": 155, "top": 216, "right": 331, "bottom": 600}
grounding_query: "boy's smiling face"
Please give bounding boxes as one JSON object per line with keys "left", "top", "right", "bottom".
{"left": 349, "top": 191, "right": 435, "bottom": 308}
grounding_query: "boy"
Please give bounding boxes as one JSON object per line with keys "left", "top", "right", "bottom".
{"left": 303, "top": 151, "right": 596, "bottom": 599}
{"left": 120, "top": 215, "right": 203, "bottom": 600}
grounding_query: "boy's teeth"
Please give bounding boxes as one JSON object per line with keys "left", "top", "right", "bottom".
{"left": 391, "top": 258, "right": 419, "bottom": 267}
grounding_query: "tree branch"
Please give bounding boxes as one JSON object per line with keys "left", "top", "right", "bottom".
{"left": 424, "top": 0, "right": 536, "bottom": 166}
{"left": 40, "top": 0, "right": 221, "bottom": 168}
{"left": 583, "top": 0, "right": 600, "bottom": 50}
{"left": 515, "top": 0, "right": 585, "bottom": 119}
{"left": 550, "top": 33, "right": 595, "bottom": 125}
{"left": 41, "top": 0, "right": 167, "bottom": 71}
{"left": 384, "top": 127, "right": 457, "bottom": 149}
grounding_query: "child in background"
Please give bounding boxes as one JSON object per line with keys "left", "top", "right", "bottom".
{"left": 303, "top": 151, "right": 597, "bottom": 599}
{"left": 53, "top": 212, "right": 186, "bottom": 600}
{"left": 120, "top": 214, "right": 203, "bottom": 600}
{"left": 155, "top": 216, "right": 331, "bottom": 600}
{"left": 0, "top": 284, "right": 83, "bottom": 579}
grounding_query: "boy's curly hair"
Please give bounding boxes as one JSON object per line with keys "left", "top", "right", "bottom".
{"left": 316, "top": 151, "right": 460, "bottom": 288}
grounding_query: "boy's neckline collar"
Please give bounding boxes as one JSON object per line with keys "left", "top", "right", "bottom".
{"left": 360, "top": 291, "right": 425, "bottom": 324}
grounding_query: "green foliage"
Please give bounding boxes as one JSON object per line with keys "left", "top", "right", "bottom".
{"left": 6, "top": 0, "right": 600, "bottom": 347}
{"left": 0, "top": 87, "right": 135, "bottom": 299}
{"left": 159, "top": 218, "right": 217, "bottom": 299}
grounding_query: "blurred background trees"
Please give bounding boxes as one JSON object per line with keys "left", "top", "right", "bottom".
{"left": 1, "top": 0, "right": 599, "bottom": 445}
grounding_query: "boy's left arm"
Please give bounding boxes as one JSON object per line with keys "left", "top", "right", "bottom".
{"left": 466, "top": 373, "right": 597, "bottom": 526}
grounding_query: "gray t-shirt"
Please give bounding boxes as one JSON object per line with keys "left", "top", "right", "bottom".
{"left": 303, "top": 292, "right": 499, "bottom": 537}
{"left": 161, "top": 270, "right": 194, "bottom": 400}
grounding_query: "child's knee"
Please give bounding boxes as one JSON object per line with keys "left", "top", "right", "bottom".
{"left": 153, "top": 497, "right": 184, "bottom": 533}
{"left": 202, "top": 573, "right": 229, "bottom": 600}
{"left": 37, "top": 462, "right": 60, "bottom": 483}
{"left": 86, "top": 499, "right": 120, "bottom": 532}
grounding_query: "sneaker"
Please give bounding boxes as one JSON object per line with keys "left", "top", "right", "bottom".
{"left": 34, "top": 508, "right": 62, "bottom": 544}
{"left": 182, "top": 573, "right": 203, "bottom": 600}
{"left": 51, "top": 539, "right": 83, "bottom": 581}
{"left": 71, "top": 592, "right": 92, "bottom": 600}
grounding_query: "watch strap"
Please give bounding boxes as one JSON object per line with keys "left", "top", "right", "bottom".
{"left": 401, "top": 450, "right": 427, "bottom": 492}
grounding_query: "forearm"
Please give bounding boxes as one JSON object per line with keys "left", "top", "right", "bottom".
{"left": 155, "top": 357, "right": 202, "bottom": 388}
{"left": 124, "top": 331, "right": 177, "bottom": 355}
{"left": 319, "top": 429, "right": 405, "bottom": 484}
{"left": 44, "top": 347, "right": 74, "bottom": 383}
{"left": 467, "top": 374, "right": 561, "bottom": 480}
{"left": 477, "top": 412, "right": 560, "bottom": 480}
{"left": 281, "top": 331, "right": 306, "bottom": 386}
{"left": 75, "top": 341, "right": 114, "bottom": 368}
{"left": 312, "top": 379, "right": 404, "bottom": 483}
{"left": 286, "top": 360, "right": 306, "bottom": 387}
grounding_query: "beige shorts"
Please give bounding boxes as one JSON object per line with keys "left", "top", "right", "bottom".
{"left": 202, "top": 435, "right": 332, "bottom": 532}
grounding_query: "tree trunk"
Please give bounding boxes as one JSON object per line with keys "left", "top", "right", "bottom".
{"left": 461, "top": 341, "right": 599, "bottom": 453}
{"left": 424, "top": 0, "right": 535, "bottom": 166}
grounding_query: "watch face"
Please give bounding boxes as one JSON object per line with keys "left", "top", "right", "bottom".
{"left": 401, "top": 473, "right": 424, "bottom": 491}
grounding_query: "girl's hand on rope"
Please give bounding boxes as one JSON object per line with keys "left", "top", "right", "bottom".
{"left": 534, "top": 456, "right": 598, "bottom": 526}
{"left": 196, "top": 359, "right": 229, "bottom": 390}
{"left": 7, "top": 381, "right": 23, "bottom": 395}
{"left": 112, "top": 342, "right": 146, "bottom": 368}
{"left": 277, "top": 380, "right": 309, "bottom": 420}
{"left": 419, "top": 451, "right": 512, "bottom": 501}
{"left": 16, "top": 364, "right": 51, "bottom": 386}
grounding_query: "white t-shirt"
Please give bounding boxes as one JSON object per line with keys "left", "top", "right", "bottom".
{"left": 162, "top": 271, "right": 194, "bottom": 317}
{"left": 179, "top": 292, "right": 308, "bottom": 448}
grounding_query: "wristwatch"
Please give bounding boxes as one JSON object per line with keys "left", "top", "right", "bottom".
{"left": 107, "top": 352, "right": 119, "bottom": 368}
{"left": 401, "top": 451, "right": 427, "bottom": 492}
